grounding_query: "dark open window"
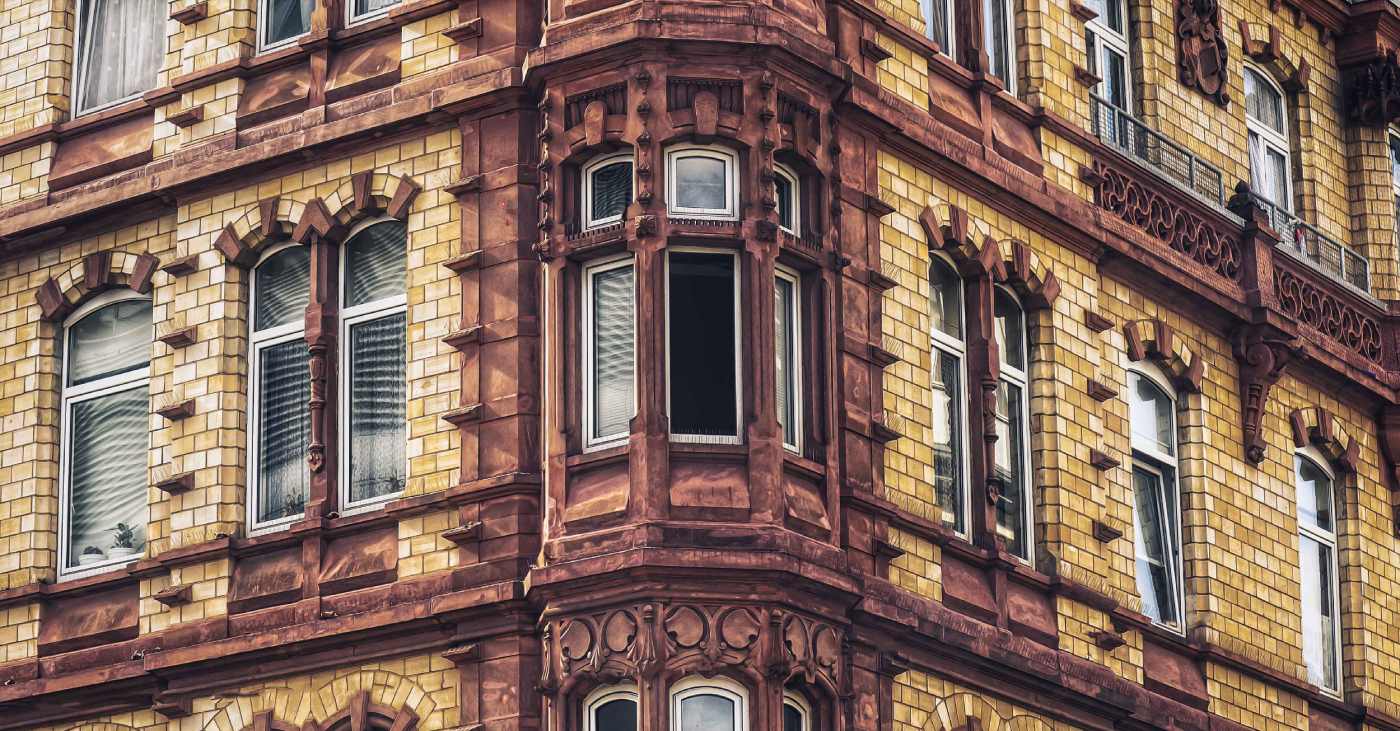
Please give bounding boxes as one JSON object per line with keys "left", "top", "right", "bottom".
{"left": 667, "top": 250, "right": 740, "bottom": 442}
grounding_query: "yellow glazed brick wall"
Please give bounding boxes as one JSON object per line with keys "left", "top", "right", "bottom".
{"left": 0, "top": 0, "right": 71, "bottom": 138}
{"left": 894, "top": 670, "right": 1074, "bottom": 730}
{"left": 400, "top": 10, "right": 460, "bottom": 80}
{"left": 872, "top": 34, "right": 931, "bottom": 111}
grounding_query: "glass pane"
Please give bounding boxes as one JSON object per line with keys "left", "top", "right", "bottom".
{"left": 1132, "top": 466, "right": 1179, "bottom": 625}
{"left": 776, "top": 277, "right": 798, "bottom": 448}
{"left": 679, "top": 694, "right": 735, "bottom": 731}
{"left": 256, "top": 339, "right": 310, "bottom": 523}
{"left": 776, "top": 172, "right": 796, "bottom": 233}
{"left": 265, "top": 0, "right": 313, "bottom": 45}
{"left": 1296, "top": 456, "right": 1334, "bottom": 532}
{"left": 1267, "top": 147, "right": 1289, "bottom": 206}
{"left": 76, "top": 0, "right": 163, "bottom": 111}
{"left": 348, "top": 313, "right": 406, "bottom": 504}
{"left": 1300, "top": 535, "right": 1339, "bottom": 691}
{"left": 255, "top": 246, "right": 311, "bottom": 331}
{"left": 674, "top": 155, "right": 727, "bottom": 211}
{"left": 1105, "top": 0, "right": 1124, "bottom": 33}
{"left": 1104, "top": 47, "right": 1128, "bottom": 110}
{"left": 352, "top": 0, "right": 398, "bottom": 17}
{"left": 994, "top": 380, "right": 1028, "bottom": 557}
{"left": 983, "top": 0, "right": 1012, "bottom": 84}
{"left": 347, "top": 221, "right": 407, "bottom": 307}
{"left": 1128, "top": 372, "right": 1174, "bottom": 456}
{"left": 595, "top": 698, "right": 637, "bottom": 731}
{"left": 783, "top": 704, "right": 804, "bottom": 731}
{"left": 592, "top": 265, "right": 635, "bottom": 442}
{"left": 1390, "top": 136, "right": 1400, "bottom": 187}
{"left": 67, "top": 299, "right": 151, "bottom": 386}
{"left": 929, "top": 258, "right": 962, "bottom": 339}
{"left": 932, "top": 348, "right": 964, "bottom": 533}
{"left": 669, "top": 253, "right": 737, "bottom": 438}
{"left": 921, "top": 0, "right": 950, "bottom": 49}
{"left": 591, "top": 161, "right": 633, "bottom": 225}
{"left": 1245, "top": 69, "right": 1284, "bottom": 133}
{"left": 994, "top": 289, "right": 1025, "bottom": 370}
{"left": 67, "top": 387, "right": 147, "bottom": 568}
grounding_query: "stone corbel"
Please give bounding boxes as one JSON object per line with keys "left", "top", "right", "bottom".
{"left": 1231, "top": 326, "right": 1298, "bottom": 465}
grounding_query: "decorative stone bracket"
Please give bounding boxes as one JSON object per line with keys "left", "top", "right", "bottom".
{"left": 1232, "top": 326, "right": 1299, "bottom": 465}
{"left": 1344, "top": 52, "right": 1400, "bottom": 128}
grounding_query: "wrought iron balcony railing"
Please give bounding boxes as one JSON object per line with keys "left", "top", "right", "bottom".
{"left": 1253, "top": 194, "right": 1371, "bottom": 293}
{"left": 1089, "top": 94, "right": 1227, "bottom": 207}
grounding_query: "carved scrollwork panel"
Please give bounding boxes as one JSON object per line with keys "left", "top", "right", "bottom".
{"left": 1273, "top": 265, "right": 1383, "bottom": 364}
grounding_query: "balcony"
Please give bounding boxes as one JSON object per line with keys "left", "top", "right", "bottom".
{"left": 1253, "top": 195, "right": 1371, "bottom": 293}
{"left": 1089, "top": 94, "right": 1227, "bottom": 207}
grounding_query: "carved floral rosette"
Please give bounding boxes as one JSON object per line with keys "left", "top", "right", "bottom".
{"left": 538, "top": 602, "right": 843, "bottom": 726}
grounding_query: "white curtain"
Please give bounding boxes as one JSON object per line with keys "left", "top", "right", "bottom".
{"left": 77, "top": 0, "right": 163, "bottom": 112}
{"left": 592, "top": 265, "right": 634, "bottom": 441}
{"left": 348, "top": 313, "right": 406, "bottom": 503}
{"left": 354, "top": 0, "right": 399, "bottom": 17}
{"left": 265, "top": 0, "right": 314, "bottom": 46}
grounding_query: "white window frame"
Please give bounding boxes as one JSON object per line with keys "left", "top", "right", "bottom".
{"left": 257, "top": 0, "right": 310, "bottom": 54}
{"left": 247, "top": 241, "right": 311, "bottom": 535}
{"left": 774, "top": 163, "right": 801, "bottom": 236}
{"left": 583, "top": 255, "right": 637, "bottom": 452}
{"left": 1295, "top": 449, "right": 1343, "bottom": 696}
{"left": 1389, "top": 131, "right": 1400, "bottom": 252}
{"left": 347, "top": 0, "right": 399, "bottom": 26}
{"left": 929, "top": 256, "right": 971, "bottom": 537}
{"left": 983, "top": 0, "right": 1018, "bottom": 96}
{"left": 1244, "top": 65, "right": 1293, "bottom": 213}
{"left": 666, "top": 146, "right": 739, "bottom": 220}
{"left": 338, "top": 217, "right": 409, "bottom": 515}
{"left": 669, "top": 676, "right": 748, "bottom": 731}
{"left": 1086, "top": 0, "right": 1131, "bottom": 114}
{"left": 582, "top": 153, "right": 635, "bottom": 230}
{"left": 776, "top": 265, "right": 803, "bottom": 454}
{"left": 583, "top": 683, "right": 638, "bottom": 731}
{"left": 665, "top": 247, "right": 743, "bottom": 445}
{"left": 72, "top": 0, "right": 157, "bottom": 116}
{"left": 994, "top": 287, "right": 1032, "bottom": 562}
{"left": 782, "top": 691, "right": 812, "bottom": 731}
{"left": 57, "top": 290, "right": 152, "bottom": 580}
{"left": 919, "top": 0, "right": 954, "bottom": 56}
{"left": 1127, "top": 364, "right": 1187, "bottom": 634}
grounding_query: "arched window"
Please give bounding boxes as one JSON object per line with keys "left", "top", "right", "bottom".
{"left": 1127, "top": 366, "right": 1184, "bottom": 631}
{"left": 1245, "top": 66, "right": 1292, "bottom": 214}
{"left": 583, "top": 153, "right": 635, "bottom": 230}
{"left": 774, "top": 163, "right": 801, "bottom": 236}
{"left": 669, "top": 676, "right": 748, "bottom": 731}
{"left": 667, "top": 146, "right": 739, "bottom": 220}
{"left": 929, "top": 256, "right": 968, "bottom": 535}
{"left": 249, "top": 243, "right": 313, "bottom": 532}
{"left": 1295, "top": 451, "right": 1341, "bottom": 694}
{"left": 584, "top": 684, "right": 638, "bottom": 731}
{"left": 340, "top": 219, "right": 408, "bottom": 511}
{"left": 60, "top": 292, "right": 152, "bottom": 577}
{"left": 992, "top": 288, "right": 1031, "bottom": 560}
{"left": 782, "top": 691, "right": 812, "bottom": 731}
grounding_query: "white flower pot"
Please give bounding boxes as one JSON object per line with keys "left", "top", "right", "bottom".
{"left": 108, "top": 546, "right": 139, "bottom": 560}
{"left": 77, "top": 552, "right": 106, "bottom": 566}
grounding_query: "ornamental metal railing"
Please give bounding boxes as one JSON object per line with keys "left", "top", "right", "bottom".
{"left": 1089, "top": 94, "right": 1227, "bottom": 206}
{"left": 1254, "top": 194, "right": 1371, "bottom": 293}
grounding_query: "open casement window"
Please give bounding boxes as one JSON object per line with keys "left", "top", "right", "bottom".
{"left": 1244, "top": 66, "right": 1293, "bottom": 213}
{"left": 920, "top": 0, "right": 954, "bottom": 54}
{"left": 992, "top": 288, "right": 1031, "bottom": 560}
{"left": 1296, "top": 452, "right": 1342, "bottom": 695}
{"left": 775, "top": 266, "right": 803, "bottom": 453}
{"left": 59, "top": 294, "right": 152, "bottom": 578}
{"left": 669, "top": 677, "right": 748, "bottom": 731}
{"left": 74, "top": 0, "right": 164, "bottom": 114}
{"left": 782, "top": 692, "right": 813, "bottom": 731}
{"left": 929, "top": 256, "right": 969, "bottom": 536}
{"left": 348, "top": 0, "right": 400, "bottom": 24}
{"left": 260, "top": 0, "right": 315, "bottom": 51}
{"left": 583, "top": 154, "right": 635, "bottom": 230}
{"left": 1085, "top": 0, "right": 1132, "bottom": 131}
{"left": 339, "top": 220, "right": 408, "bottom": 512}
{"left": 249, "top": 243, "right": 313, "bottom": 532}
{"left": 983, "top": 0, "right": 1017, "bottom": 94}
{"left": 774, "top": 163, "right": 801, "bottom": 236}
{"left": 583, "top": 256, "right": 636, "bottom": 450}
{"left": 666, "top": 249, "right": 742, "bottom": 444}
{"left": 1127, "top": 367, "right": 1185, "bottom": 631}
{"left": 667, "top": 146, "right": 739, "bottom": 220}
{"left": 584, "top": 685, "right": 638, "bottom": 731}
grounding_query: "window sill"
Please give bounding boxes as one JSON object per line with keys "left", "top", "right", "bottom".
{"left": 58, "top": 97, "right": 151, "bottom": 137}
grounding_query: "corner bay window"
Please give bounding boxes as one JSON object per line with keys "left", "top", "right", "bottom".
{"left": 248, "top": 220, "right": 407, "bottom": 532}
{"left": 75, "top": 0, "right": 164, "bottom": 114}
{"left": 667, "top": 250, "right": 741, "bottom": 442}
{"left": 1296, "top": 453, "right": 1342, "bottom": 694}
{"left": 667, "top": 146, "right": 739, "bottom": 220}
{"left": 992, "top": 288, "right": 1031, "bottom": 559}
{"left": 1128, "top": 368, "right": 1184, "bottom": 630}
{"left": 929, "top": 256, "right": 968, "bottom": 535}
{"left": 60, "top": 295, "right": 152, "bottom": 576}
{"left": 583, "top": 154, "right": 635, "bottom": 230}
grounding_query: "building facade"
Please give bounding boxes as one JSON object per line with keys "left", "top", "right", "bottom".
{"left": 1, "top": 0, "right": 1400, "bottom": 726}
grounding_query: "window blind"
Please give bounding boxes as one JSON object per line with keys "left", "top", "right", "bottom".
{"left": 348, "top": 313, "right": 407, "bottom": 503}
{"left": 67, "top": 387, "right": 148, "bottom": 565}
{"left": 591, "top": 265, "right": 635, "bottom": 442}
{"left": 256, "top": 340, "right": 311, "bottom": 522}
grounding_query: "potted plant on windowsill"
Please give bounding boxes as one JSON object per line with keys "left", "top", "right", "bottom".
{"left": 78, "top": 545, "right": 106, "bottom": 566}
{"left": 108, "top": 523, "right": 139, "bottom": 560}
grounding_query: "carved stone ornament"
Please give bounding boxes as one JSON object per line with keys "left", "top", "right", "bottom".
{"left": 1344, "top": 53, "right": 1400, "bottom": 128}
{"left": 1176, "top": 0, "right": 1230, "bottom": 106}
{"left": 1231, "top": 327, "right": 1298, "bottom": 465}
{"left": 1273, "top": 263, "right": 1383, "bottom": 363}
